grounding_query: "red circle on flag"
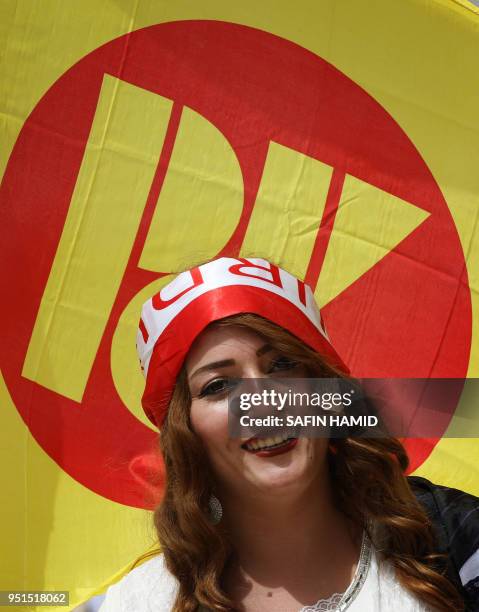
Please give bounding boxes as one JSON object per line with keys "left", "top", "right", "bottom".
{"left": 0, "top": 21, "right": 471, "bottom": 507}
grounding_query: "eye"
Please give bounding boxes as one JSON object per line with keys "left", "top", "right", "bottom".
{"left": 198, "top": 378, "right": 238, "bottom": 398}
{"left": 269, "top": 356, "right": 300, "bottom": 372}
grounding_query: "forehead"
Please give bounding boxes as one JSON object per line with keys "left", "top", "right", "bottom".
{"left": 185, "top": 324, "right": 267, "bottom": 369}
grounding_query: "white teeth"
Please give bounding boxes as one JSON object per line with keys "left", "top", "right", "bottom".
{"left": 245, "top": 432, "right": 294, "bottom": 452}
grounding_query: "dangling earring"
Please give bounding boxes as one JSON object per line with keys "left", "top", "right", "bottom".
{"left": 208, "top": 494, "right": 223, "bottom": 525}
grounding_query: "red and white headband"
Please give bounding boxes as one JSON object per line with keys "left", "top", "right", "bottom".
{"left": 137, "top": 257, "right": 349, "bottom": 428}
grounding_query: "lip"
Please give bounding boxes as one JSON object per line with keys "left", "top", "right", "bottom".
{"left": 242, "top": 437, "right": 298, "bottom": 457}
{"left": 242, "top": 427, "right": 297, "bottom": 446}
{"left": 242, "top": 434, "right": 261, "bottom": 447}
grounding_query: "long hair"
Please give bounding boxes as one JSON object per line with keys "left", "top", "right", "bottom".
{"left": 153, "top": 312, "right": 465, "bottom": 611}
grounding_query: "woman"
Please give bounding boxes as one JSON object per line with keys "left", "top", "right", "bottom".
{"left": 101, "top": 256, "right": 479, "bottom": 611}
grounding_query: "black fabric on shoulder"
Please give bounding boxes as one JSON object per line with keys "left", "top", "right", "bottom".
{"left": 407, "top": 475, "right": 479, "bottom": 611}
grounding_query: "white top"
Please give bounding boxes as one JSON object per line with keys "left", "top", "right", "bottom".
{"left": 99, "top": 536, "right": 435, "bottom": 612}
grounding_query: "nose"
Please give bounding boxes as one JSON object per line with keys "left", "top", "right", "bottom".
{"left": 229, "top": 377, "right": 269, "bottom": 416}
{"left": 234, "top": 365, "right": 275, "bottom": 413}
{"left": 229, "top": 376, "right": 288, "bottom": 423}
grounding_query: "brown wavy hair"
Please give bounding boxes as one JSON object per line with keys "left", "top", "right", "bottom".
{"left": 147, "top": 312, "right": 464, "bottom": 611}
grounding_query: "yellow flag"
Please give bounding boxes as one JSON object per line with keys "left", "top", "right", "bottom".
{"left": 1, "top": 0, "right": 479, "bottom": 609}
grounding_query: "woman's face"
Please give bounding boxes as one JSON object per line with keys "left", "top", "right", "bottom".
{"left": 185, "top": 324, "right": 330, "bottom": 500}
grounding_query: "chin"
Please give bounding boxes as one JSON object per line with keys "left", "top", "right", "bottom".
{"left": 245, "top": 451, "right": 319, "bottom": 494}
{"left": 251, "top": 471, "right": 315, "bottom": 497}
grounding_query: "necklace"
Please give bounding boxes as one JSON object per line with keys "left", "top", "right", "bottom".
{"left": 298, "top": 527, "right": 373, "bottom": 612}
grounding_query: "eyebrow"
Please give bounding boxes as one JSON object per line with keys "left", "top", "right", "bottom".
{"left": 189, "top": 343, "right": 274, "bottom": 380}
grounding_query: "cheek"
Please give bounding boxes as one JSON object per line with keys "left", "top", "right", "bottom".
{"left": 190, "top": 399, "right": 230, "bottom": 452}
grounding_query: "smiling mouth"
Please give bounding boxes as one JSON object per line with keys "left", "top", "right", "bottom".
{"left": 241, "top": 431, "right": 298, "bottom": 453}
